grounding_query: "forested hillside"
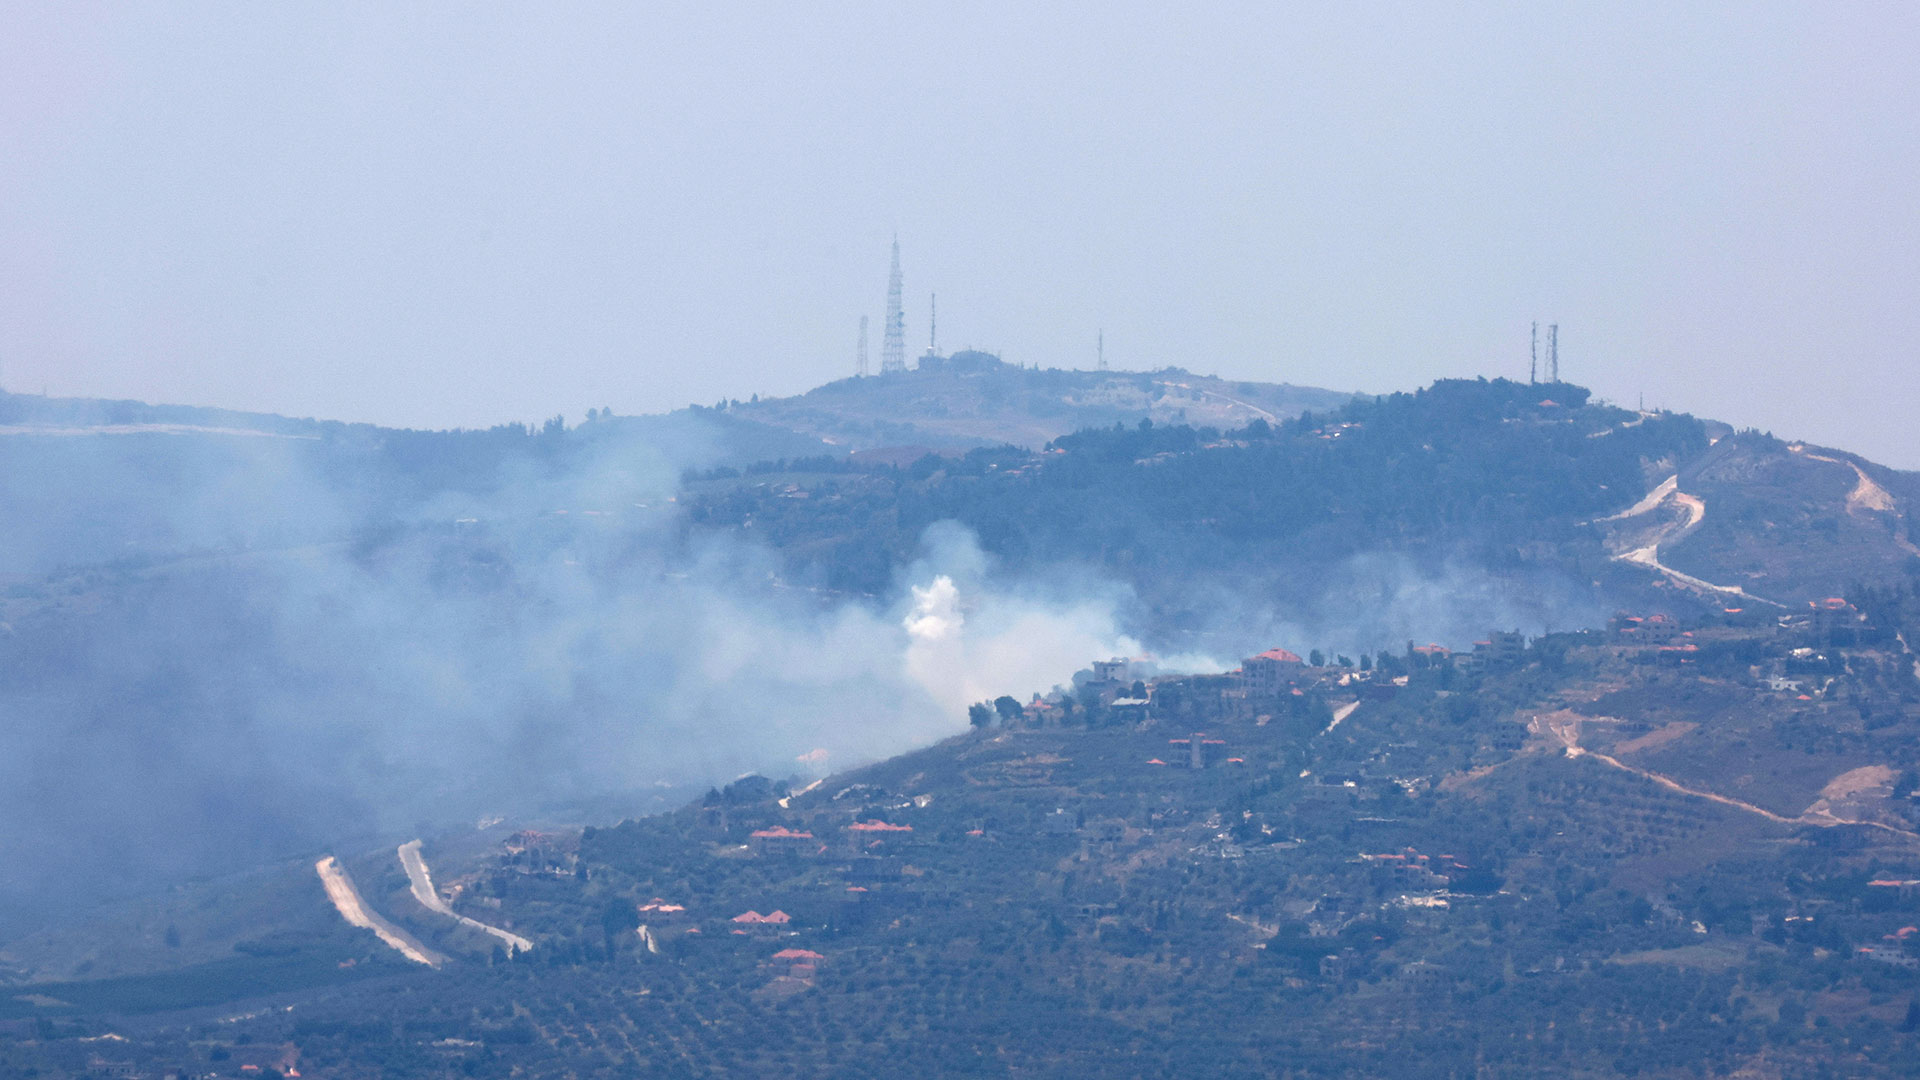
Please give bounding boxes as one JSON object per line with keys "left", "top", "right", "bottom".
{"left": 686, "top": 378, "right": 1920, "bottom": 641}
{"left": 688, "top": 380, "right": 1707, "bottom": 636}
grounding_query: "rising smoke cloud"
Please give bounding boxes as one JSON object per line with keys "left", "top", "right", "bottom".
{"left": 0, "top": 410, "right": 1613, "bottom": 938}
{"left": 0, "top": 419, "right": 1146, "bottom": 936}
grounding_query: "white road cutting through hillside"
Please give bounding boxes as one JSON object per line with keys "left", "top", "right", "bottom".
{"left": 314, "top": 856, "right": 446, "bottom": 967}
{"left": 1595, "top": 474, "right": 1679, "bottom": 522}
{"left": 1792, "top": 445, "right": 1920, "bottom": 557}
{"left": 397, "top": 840, "right": 534, "bottom": 954}
{"left": 1597, "top": 474, "right": 1784, "bottom": 606}
{"left": 1151, "top": 380, "right": 1280, "bottom": 422}
{"left": 1532, "top": 715, "right": 1920, "bottom": 844}
{"left": 1324, "top": 701, "right": 1361, "bottom": 734}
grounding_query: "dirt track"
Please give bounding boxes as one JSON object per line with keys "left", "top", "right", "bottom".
{"left": 1598, "top": 474, "right": 1784, "bottom": 606}
{"left": 1530, "top": 714, "right": 1920, "bottom": 844}
{"left": 398, "top": 840, "right": 534, "bottom": 954}
{"left": 314, "top": 856, "right": 446, "bottom": 967}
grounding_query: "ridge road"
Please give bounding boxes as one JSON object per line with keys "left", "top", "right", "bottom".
{"left": 314, "top": 855, "right": 446, "bottom": 967}
{"left": 1595, "top": 474, "right": 1785, "bottom": 606}
{"left": 398, "top": 839, "right": 534, "bottom": 954}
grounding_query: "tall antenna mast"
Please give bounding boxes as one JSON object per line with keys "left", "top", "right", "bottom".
{"left": 1097, "top": 329, "right": 1107, "bottom": 371}
{"left": 856, "top": 315, "right": 869, "bottom": 377}
{"left": 1529, "top": 322, "right": 1538, "bottom": 385}
{"left": 929, "top": 293, "right": 937, "bottom": 354}
{"left": 1547, "top": 323, "right": 1559, "bottom": 383}
{"left": 881, "top": 237, "right": 907, "bottom": 374}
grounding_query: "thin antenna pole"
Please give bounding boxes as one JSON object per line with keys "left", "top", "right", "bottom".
{"left": 1530, "top": 322, "right": 1537, "bottom": 385}
{"left": 1097, "top": 329, "right": 1106, "bottom": 371}
{"left": 857, "top": 315, "right": 869, "bottom": 377}
{"left": 929, "top": 293, "right": 937, "bottom": 353}
{"left": 1547, "top": 324, "right": 1559, "bottom": 383}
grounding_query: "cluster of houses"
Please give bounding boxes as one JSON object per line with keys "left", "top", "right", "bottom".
{"left": 1357, "top": 848, "right": 1469, "bottom": 891}
{"left": 500, "top": 829, "right": 581, "bottom": 875}
{"left": 1610, "top": 599, "right": 1881, "bottom": 697}
{"left": 747, "top": 819, "right": 915, "bottom": 858}
{"left": 629, "top": 894, "right": 834, "bottom": 984}
{"left": 1007, "top": 631, "right": 1535, "bottom": 733}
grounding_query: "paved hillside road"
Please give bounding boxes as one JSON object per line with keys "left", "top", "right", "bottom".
{"left": 1531, "top": 714, "right": 1920, "bottom": 845}
{"left": 398, "top": 840, "right": 534, "bottom": 954}
{"left": 1152, "top": 379, "right": 1279, "bottom": 423}
{"left": 1792, "top": 445, "right": 1920, "bottom": 558}
{"left": 1596, "top": 474, "right": 1785, "bottom": 607}
{"left": 314, "top": 856, "right": 446, "bottom": 967}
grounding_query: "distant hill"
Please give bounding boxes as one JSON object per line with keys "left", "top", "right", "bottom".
{"left": 2, "top": 371, "right": 1917, "bottom": 969}
{"left": 690, "top": 378, "right": 1920, "bottom": 639}
{"left": 731, "top": 352, "right": 1358, "bottom": 451}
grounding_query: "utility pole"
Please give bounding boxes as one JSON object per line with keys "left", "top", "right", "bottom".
{"left": 1098, "top": 330, "right": 1107, "bottom": 371}
{"left": 1547, "top": 324, "right": 1559, "bottom": 384}
{"left": 1530, "top": 322, "right": 1538, "bottom": 385}
{"left": 856, "top": 315, "right": 869, "bottom": 377}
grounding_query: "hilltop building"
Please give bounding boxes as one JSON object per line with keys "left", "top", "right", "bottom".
{"left": 1467, "top": 630, "right": 1526, "bottom": 669}
{"left": 1242, "top": 648, "right": 1304, "bottom": 694}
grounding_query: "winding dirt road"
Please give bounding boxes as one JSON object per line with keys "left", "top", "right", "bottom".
{"left": 1596, "top": 474, "right": 1784, "bottom": 606}
{"left": 1152, "top": 380, "right": 1280, "bottom": 423}
{"left": 1792, "top": 445, "right": 1920, "bottom": 557}
{"left": 397, "top": 840, "right": 534, "bottom": 954}
{"left": 314, "top": 855, "right": 446, "bottom": 967}
{"left": 1530, "top": 714, "right": 1920, "bottom": 844}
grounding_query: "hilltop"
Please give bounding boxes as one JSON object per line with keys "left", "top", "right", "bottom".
{"left": 0, "top": 361, "right": 1349, "bottom": 578}
{"left": 730, "top": 353, "right": 1357, "bottom": 452}
{"left": 689, "top": 378, "right": 1920, "bottom": 633}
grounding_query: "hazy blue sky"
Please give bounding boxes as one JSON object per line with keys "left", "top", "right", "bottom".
{"left": 2, "top": 4, "right": 1916, "bottom": 464}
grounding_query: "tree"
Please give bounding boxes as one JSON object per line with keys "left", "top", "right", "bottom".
{"left": 993, "top": 696, "right": 1022, "bottom": 722}
{"left": 968, "top": 703, "right": 994, "bottom": 729}
{"left": 601, "top": 895, "right": 636, "bottom": 956}
{"left": 1309, "top": 649, "right": 1325, "bottom": 667}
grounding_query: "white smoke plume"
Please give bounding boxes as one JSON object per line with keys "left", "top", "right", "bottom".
{"left": 0, "top": 421, "right": 1149, "bottom": 935}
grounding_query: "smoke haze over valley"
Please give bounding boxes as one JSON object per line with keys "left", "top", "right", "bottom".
{"left": 0, "top": 407, "right": 1144, "bottom": 935}
{"left": 0, "top": 377, "right": 1635, "bottom": 937}
{"left": 7, "top": 10, "right": 1920, "bottom": 1075}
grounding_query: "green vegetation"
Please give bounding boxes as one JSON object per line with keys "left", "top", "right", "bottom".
{"left": 686, "top": 379, "right": 1712, "bottom": 614}
{"left": 7, "top": 375, "right": 1920, "bottom": 1077}
{"left": 14, "top": 598, "right": 1920, "bottom": 1077}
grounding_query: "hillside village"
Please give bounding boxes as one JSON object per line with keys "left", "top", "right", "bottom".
{"left": 4, "top": 378, "right": 1920, "bottom": 1077}
{"left": 17, "top": 584, "right": 1920, "bottom": 1076}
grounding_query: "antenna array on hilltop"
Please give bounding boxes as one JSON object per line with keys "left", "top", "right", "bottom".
{"left": 1529, "top": 321, "right": 1560, "bottom": 384}
{"left": 1098, "top": 329, "right": 1106, "bottom": 371}
{"left": 880, "top": 238, "right": 907, "bottom": 374}
{"left": 856, "top": 315, "right": 869, "bottom": 378}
